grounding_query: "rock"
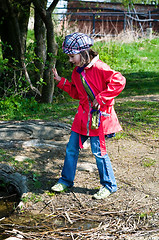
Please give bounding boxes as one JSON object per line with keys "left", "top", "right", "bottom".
{"left": 77, "top": 162, "right": 97, "bottom": 172}
{"left": 0, "top": 120, "right": 71, "bottom": 141}
{"left": 83, "top": 139, "right": 90, "bottom": 149}
{"left": 14, "top": 156, "right": 30, "bottom": 162}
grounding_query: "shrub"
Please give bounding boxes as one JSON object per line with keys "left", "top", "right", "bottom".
{"left": 0, "top": 96, "right": 40, "bottom": 120}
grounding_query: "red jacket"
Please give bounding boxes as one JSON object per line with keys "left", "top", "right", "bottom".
{"left": 57, "top": 56, "right": 126, "bottom": 154}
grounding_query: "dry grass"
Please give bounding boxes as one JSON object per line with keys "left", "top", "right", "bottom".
{"left": 53, "top": 15, "right": 158, "bottom": 44}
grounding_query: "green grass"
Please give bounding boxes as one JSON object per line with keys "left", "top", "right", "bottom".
{"left": 93, "top": 37, "right": 159, "bottom": 97}
{"left": 94, "top": 38, "right": 159, "bottom": 72}
{"left": 116, "top": 101, "right": 159, "bottom": 127}
{"left": 115, "top": 100, "right": 159, "bottom": 139}
{"left": 142, "top": 158, "right": 156, "bottom": 168}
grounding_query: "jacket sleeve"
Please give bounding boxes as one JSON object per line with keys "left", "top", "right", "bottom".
{"left": 96, "top": 69, "right": 126, "bottom": 106}
{"left": 57, "top": 77, "right": 80, "bottom": 100}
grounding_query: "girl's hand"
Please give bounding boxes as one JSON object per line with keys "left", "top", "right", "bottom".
{"left": 93, "top": 99, "right": 100, "bottom": 110}
{"left": 52, "top": 68, "right": 61, "bottom": 82}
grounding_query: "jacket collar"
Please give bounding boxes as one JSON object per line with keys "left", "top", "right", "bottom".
{"left": 76, "top": 55, "right": 99, "bottom": 73}
{"left": 85, "top": 55, "right": 99, "bottom": 69}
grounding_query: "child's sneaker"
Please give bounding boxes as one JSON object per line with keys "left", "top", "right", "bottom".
{"left": 93, "top": 186, "right": 111, "bottom": 199}
{"left": 51, "top": 183, "right": 68, "bottom": 192}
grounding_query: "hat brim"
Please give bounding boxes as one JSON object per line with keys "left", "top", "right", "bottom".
{"left": 63, "top": 48, "right": 91, "bottom": 55}
{"left": 63, "top": 49, "right": 81, "bottom": 55}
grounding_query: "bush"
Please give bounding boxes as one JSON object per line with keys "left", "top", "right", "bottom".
{"left": 0, "top": 96, "right": 40, "bottom": 120}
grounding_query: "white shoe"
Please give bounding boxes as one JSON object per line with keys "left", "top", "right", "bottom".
{"left": 93, "top": 187, "right": 111, "bottom": 199}
{"left": 51, "top": 183, "right": 68, "bottom": 192}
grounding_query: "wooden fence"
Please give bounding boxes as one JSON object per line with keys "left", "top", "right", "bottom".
{"left": 53, "top": 7, "right": 159, "bottom": 36}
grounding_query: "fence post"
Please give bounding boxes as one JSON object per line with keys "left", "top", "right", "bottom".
{"left": 146, "top": 27, "right": 152, "bottom": 39}
{"left": 93, "top": 13, "right": 95, "bottom": 35}
{"left": 123, "top": 12, "right": 126, "bottom": 32}
{"left": 149, "top": 11, "right": 152, "bottom": 28}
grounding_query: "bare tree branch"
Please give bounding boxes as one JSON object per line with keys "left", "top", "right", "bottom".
{"left": 48, "top": 0, "right": 59, "bottom": 13}
{"left": 22, "top": 61, "right": 42, "bottom": 96}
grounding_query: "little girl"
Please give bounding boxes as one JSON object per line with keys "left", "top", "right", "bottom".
{"left": 52, "top": 32, "right": 126, "bottom": 199}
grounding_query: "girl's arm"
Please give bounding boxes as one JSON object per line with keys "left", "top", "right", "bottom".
{"left": 52, "top": 68, "right": 79, "bottom": 100}
{"left": 96, "top": 70, "right": 126, "bottom": 106}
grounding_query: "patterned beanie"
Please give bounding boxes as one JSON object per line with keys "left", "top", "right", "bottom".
{"left": 62, "top": 32, "right": 94, "bottom": 54}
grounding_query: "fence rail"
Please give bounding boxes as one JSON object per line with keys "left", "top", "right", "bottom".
{"left": 53, "top": 8, "right": 159, "bottom": 35}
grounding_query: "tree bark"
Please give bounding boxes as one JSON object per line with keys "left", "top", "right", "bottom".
{"left": 0, "top": 0, "right": 59, "bottom": 100}
{"left": 33, "top": 0, "right": 58, "bottom": 103}
{"left": 0, "top": 0, "right": 40, "bottom": 96}
{"left": 41, "top": 10, "right": 58, "bottom": 103}
{"left": 34, "top": 0, "right": 47, "bottom": 94}
{"left": 0, "top": 0, "right": 24, "bottom": 62}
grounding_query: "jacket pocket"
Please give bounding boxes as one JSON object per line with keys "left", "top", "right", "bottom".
{"left": 101, "top": 105, "right": 111, "bottom": 116}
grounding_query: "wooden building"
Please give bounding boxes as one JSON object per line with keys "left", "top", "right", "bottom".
{"left": 65, "top": 0, "right": 159, "bottom": 35}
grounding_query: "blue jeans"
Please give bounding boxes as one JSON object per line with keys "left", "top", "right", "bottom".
{"left": 58, "top": 131, "right": 117, "bottom": 193}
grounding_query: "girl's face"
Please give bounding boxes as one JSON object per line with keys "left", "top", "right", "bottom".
{"left": 68, "top": 54, "right": 81, "bottom": 66}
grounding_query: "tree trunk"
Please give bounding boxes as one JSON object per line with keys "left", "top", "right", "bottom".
{"left": 0, "top": 0, "right": 32, "bottom": 96}
{"left": 41, "top": 11, "right": 58, "bottom": 103}
{"left": 33, "top": 0, "right": 59, "bottom": 103}
{"left": 0, "top": 0, "right": 59, "bottom": 99}
{"left": 34, "top": 0, "right": 47, "bottom": 94}
{"left": 0, "top": 1, "right": 23, "bottom": 62}
{"left": 18, "top": 2, "right": 31, "bottom": 57}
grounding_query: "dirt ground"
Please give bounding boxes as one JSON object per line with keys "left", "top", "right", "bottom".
{"left": 1, "top": 95, "right": 159, "bottom": 240}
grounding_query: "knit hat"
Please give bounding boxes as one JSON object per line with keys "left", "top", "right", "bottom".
{"left": 62, "top": 32, "right": 93, "bottom": 54}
